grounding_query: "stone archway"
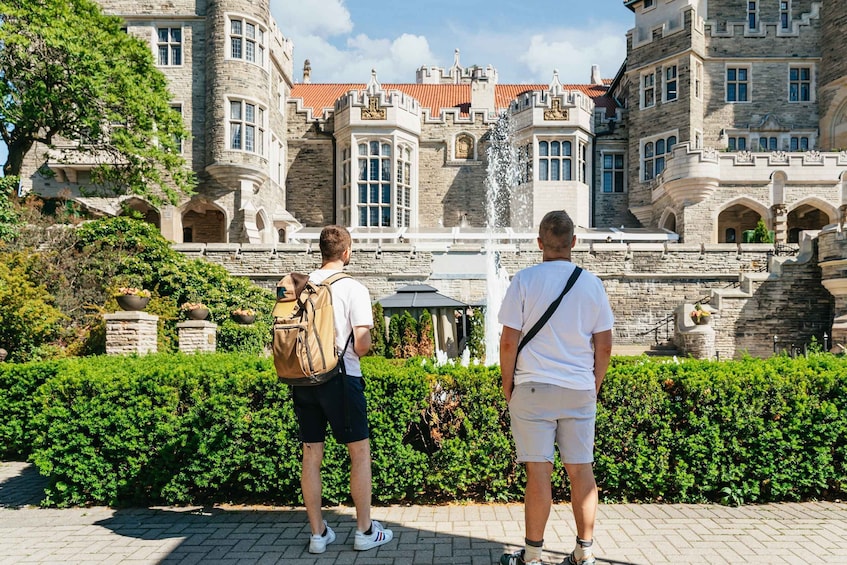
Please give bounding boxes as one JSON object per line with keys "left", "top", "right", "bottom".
{"left": 786, "top": 199, "right": 837, "bottom": 243}
{"left": 717, "top": 198, "right": 770, "bottom": 243}
{"left": 659, "top": 208, "right": 677, "bottom": 233}
{"left": 181, "top": 201, "right": 227, "bottom": 243}
{"left": 121, "top": 197, "right": 160, "bottom": 229}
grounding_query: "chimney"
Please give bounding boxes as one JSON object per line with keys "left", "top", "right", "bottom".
{"left": 303, "top": 59, "right": 312, "bottom": 84}
{"left": 590, "top": 64, "right": 602, "bottom": 85}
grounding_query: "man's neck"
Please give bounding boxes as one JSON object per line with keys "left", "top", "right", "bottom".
{"left": 320, "top": 259, "right": 345, "bottom": 271}
{"left": 542, "top": 254, "right": 571, "bottom": 262}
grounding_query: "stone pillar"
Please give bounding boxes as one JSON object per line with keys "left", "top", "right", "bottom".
{"left": 772, "top": 204, "right": 788, "bottom": 245}
{"left": 675, "top": 303, "right": 716, "bottom": 360}
{"left": 177, "top": 320, "right": 217, "bottom": 353}
{"left": 105, "top": 311, "right": 158, "bottom": 355}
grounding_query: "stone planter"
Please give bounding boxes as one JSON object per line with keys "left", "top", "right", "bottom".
{"left": 232, "top": 312, "right": 256, "bottom": 325}
{"left": 186, "top": 307, "right": 210, "bottom": 321}
{"left": 693, "top": 315, "right": 711, "bottom": 325}
{"left": 116, "top": 295, "right": 150, "bottom": 311}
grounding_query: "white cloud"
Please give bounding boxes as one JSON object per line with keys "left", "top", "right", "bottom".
{"left": 270, "top": 0, "right": 626, "bottom": 85}
{"left": 519, "top": 26, "right": 627, "bottom": 84}
{"left": 271, "top": 0, "right": 352, "bottom": 37}
{"left": 271, "top": 0, "right": 434, "bottom": 83}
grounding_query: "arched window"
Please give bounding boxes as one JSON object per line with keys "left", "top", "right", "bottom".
{"left": 642, "top": 135, "right": 676, "bottom": 180}
{"left": 725, "top": 228, "right": 737, "bottom": 243}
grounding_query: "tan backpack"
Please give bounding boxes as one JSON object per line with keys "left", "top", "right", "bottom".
{"left": 272, "top": 272, "right": 351, "bottom": 386}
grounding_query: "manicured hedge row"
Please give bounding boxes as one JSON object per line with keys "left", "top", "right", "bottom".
{"left": 2, "top": 353, "right": 845, "bottom": 507}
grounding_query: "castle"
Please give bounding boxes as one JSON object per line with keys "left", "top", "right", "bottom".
{"left": 16, "top": 0, "right": 847, "bottom": 355}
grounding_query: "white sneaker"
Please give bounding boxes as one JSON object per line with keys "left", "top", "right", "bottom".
{"left": 353, "top": 519, "right": 393, "bottom": 550}
{"left": 308, "top": 520, "right": 336, "bottom": 554}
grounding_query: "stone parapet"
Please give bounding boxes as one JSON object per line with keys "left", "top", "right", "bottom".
{"left": 105, "top": 311, "right": 158, "bottom": 355}
{"left": 177, "top": 320, "right": 217, "bottom": 354}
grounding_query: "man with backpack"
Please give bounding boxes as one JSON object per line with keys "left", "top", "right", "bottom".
{"left": 290, "top": 224, "right": 393, "bottom": 554}
{"left": 497, "top": 210, "right": 614, "bottom": 565}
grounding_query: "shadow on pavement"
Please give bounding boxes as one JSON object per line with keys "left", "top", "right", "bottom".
{"left": 0, "top": 462, "right": 49, "bottom": 509}
{"left": 1, "top": 462, "right": 645, "bottom": 564}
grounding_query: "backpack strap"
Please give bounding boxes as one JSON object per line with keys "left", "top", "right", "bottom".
{"left": 320, "top": 272, "right": 351, "bottom": 286}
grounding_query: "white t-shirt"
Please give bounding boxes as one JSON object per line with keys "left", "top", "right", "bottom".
{"left": 309, "top": 269, "right": 374, "bottom": 377}
{"left": 498, "top": 261, "right": 614, "bottom": 390}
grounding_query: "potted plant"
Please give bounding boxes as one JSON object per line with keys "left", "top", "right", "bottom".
{"left": 231, "top": 307, "right": 256, "bottom": 325}
{"left": 690, "top": 303, "right": 711, "bottom": 325}
{"left": 115, "top": 287, "right": 152, "bottom": 311}
{"left": 181, "top": 301, "right": 209, "bottom": 321}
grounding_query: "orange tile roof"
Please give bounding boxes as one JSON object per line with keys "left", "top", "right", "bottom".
{"left": 290, "top": 81, "right": 618, "bottom": 119}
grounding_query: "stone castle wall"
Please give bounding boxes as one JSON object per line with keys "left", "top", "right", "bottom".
{"left": 175, "top": 241, "right": 834, "bottom": 356}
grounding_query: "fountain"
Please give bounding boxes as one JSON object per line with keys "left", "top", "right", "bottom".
{"left": 482, "top": 112, "right": 523, "bottom": 364}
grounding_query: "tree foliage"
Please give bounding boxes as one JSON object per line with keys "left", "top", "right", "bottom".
{"left": 417, "top": 309, "right": 435, "bottom": 358}
{"left": 370, "top": 302, "right": 387, "bottom": 357}
{"left": 388, "top": 314, "right": 402, "bottom": 359}
{"left": 0, "top": 177, "right": 22, "bottom": 242}
{"left": 400, "top": 311, "right": 419, "bottom": 358}
{"left": 0, "top": 0, "right": 195, "bottom": 203}
{"left": 0, "top": 257, "right": 66, "bottom": 361}
{"left": 752, "top": 218, "right": 773, "bottom": 243}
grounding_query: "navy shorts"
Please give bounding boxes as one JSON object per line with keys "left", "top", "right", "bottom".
{"left": 291, "top": 375, "right": 369, "bottom": 444}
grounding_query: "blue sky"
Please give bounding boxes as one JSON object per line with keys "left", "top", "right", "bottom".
{"left": 1, "top": 1, "right": 634, "bottom": 175}
{"left": 270, "top": 0, "right": 633, "bottom": 84}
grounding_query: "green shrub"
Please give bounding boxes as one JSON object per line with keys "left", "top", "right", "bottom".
{"left": 0, "top": 258, "right": 67, "bottom": 362}
{"left": 10, "top": 353, "right": 847, "bottom": 507}
{"left": 7, "top": 216, "right": 275, "bottom": 357}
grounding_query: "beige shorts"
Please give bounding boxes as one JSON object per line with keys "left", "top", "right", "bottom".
{"left": 508, "top": 383, "right": 596, "bottom": 465}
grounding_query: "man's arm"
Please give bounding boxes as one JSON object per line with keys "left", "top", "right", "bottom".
{"left": 499, "top": 326, "right": 521, "bottom": 403}
{"left": 352, "top": 325, "right": 372, "bottom": 358}
{"left": 593, "top": 329, "right": 613, "bottom": 395}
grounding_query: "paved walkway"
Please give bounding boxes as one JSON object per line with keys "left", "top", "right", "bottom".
{"left": 2, "top": 461, "right": 846, "bottom": 564}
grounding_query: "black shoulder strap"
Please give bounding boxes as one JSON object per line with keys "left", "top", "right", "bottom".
{"left": 516, "top": 266, "right": 582, "bottom": 355}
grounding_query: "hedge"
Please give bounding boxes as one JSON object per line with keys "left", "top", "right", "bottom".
{"left": 1, "top": 353, "right": 845, "bottom": 507}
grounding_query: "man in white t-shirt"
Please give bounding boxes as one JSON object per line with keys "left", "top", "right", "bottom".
{"left": 498, "top": 210, "right": 614, "bottom": 565}
{"left": 291, "top": 225, "right": 393, "bottom": 555}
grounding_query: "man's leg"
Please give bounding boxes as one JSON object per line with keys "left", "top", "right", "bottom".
{"left": 347, "top": 438, "right": 372, "bottom": 532}
{"left": 301, "top": 442, "right": 325, "bottom": 534}
{"left": 564, "top": 462, "right": 597, "bottom": 542}
{"left": 525, "top": 461, "right": 554, "bottom": 542}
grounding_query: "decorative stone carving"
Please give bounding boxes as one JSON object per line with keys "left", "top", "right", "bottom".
{"left": 735, "top": 150, "right": 754, "bottom": 163}
{"left": 455, "top": 134, "right": 474, "bottom": 160}
{"left": 361, "top": 96, "right": 386, "bottom": 120}
{"left": 543, "top": 98, "right": 569, "bottom": 121}
{"left": 770, "top": 151, "right": 788, "bottom": 163}
{"left": 804, "top": 150, "right": 823, "bottom": 163}
{"left": 702, "top": 147, "right": 719, "bottom": 161}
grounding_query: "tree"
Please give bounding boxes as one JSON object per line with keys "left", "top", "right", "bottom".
{"left": 0, "top": 0, "right": 195, "bottom": 204}
{"left": 387, "top": 314, "right": 402, "bottom": 359}
{"left": 417, "top": 309, "right": 435, "bottom": 358}
{"left": 370, "top": 302, "right": 387, "bottom": 357}
{"left": 400, "top": 311, "right": 418, "bottom": 358}
{"left": 752, "top": 218, "right": 773, "bottom": 243}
